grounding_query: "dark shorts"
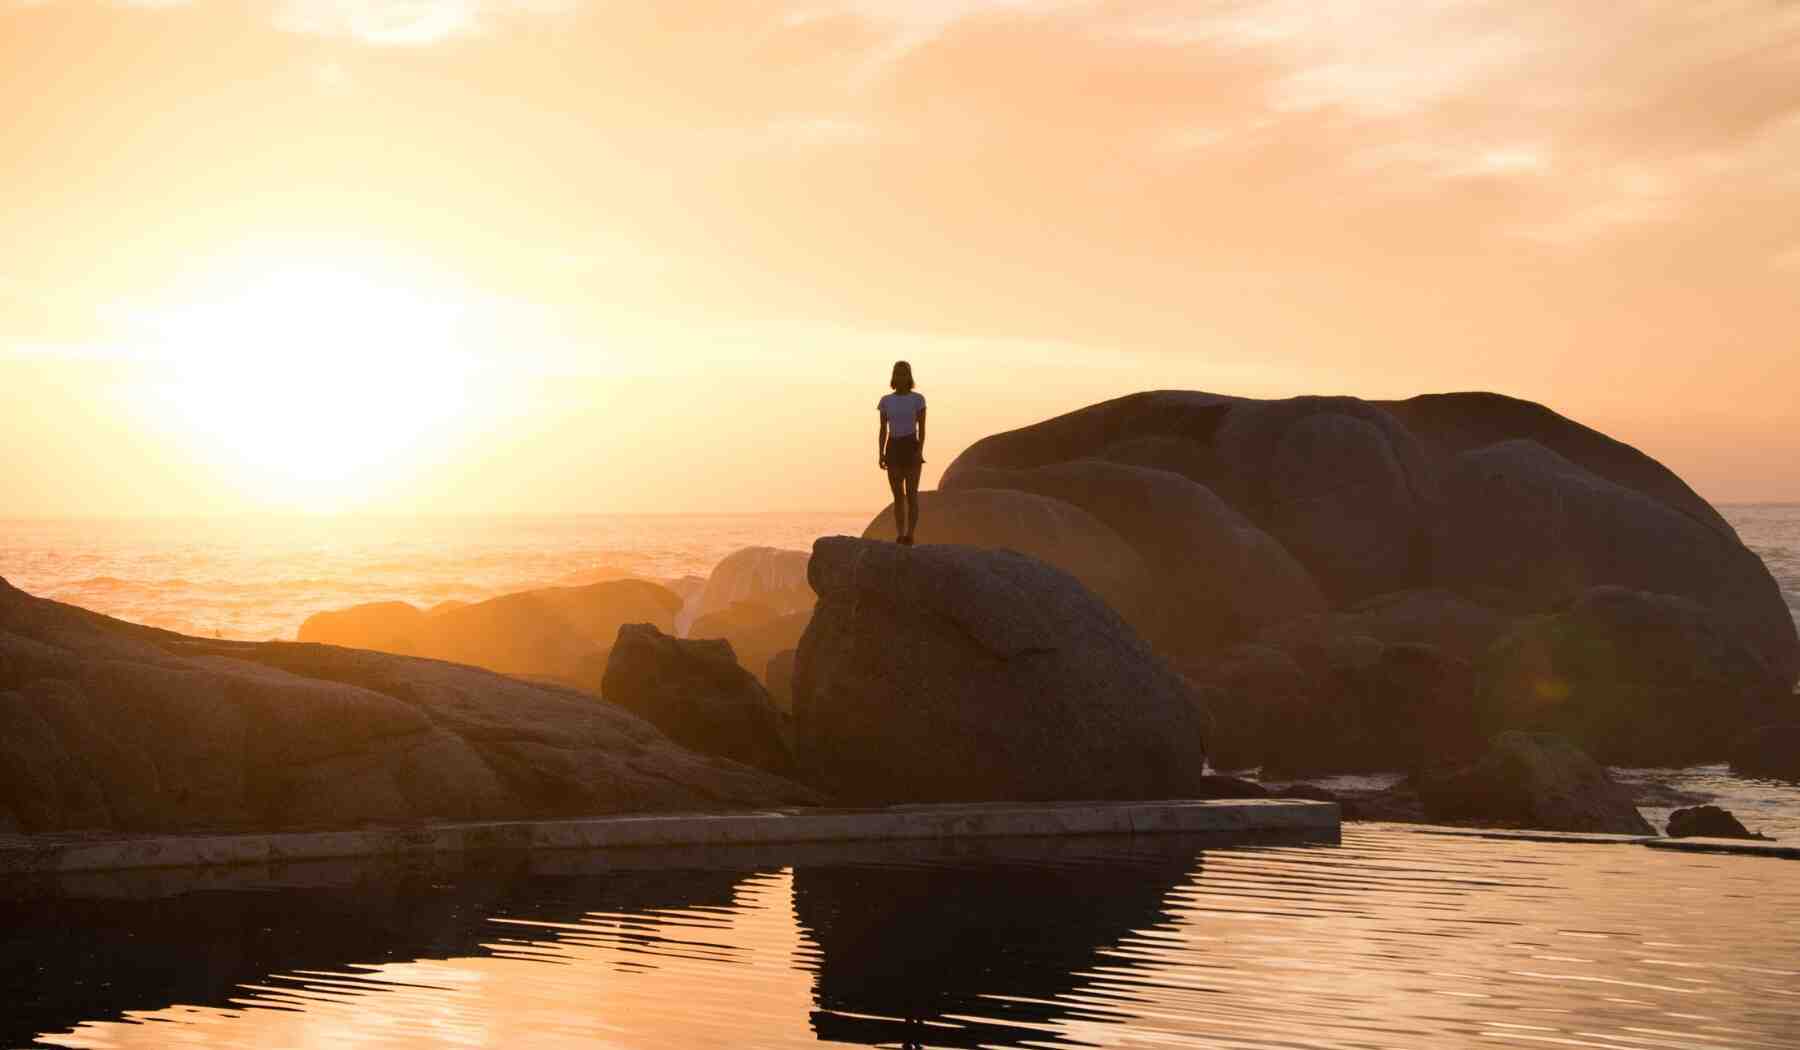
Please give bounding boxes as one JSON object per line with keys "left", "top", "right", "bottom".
{"left": 886, "top": 435, "right": 922, "bottom": 480}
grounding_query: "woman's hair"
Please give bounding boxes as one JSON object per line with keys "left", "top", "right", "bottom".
{"left": 889, "top": 360, "right": 915, "bottom": 392}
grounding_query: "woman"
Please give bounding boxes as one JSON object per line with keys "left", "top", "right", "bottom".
{"left": 878, "top": 360, "right": 926, "bottom": 545}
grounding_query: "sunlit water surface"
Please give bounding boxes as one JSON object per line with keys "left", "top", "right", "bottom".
{"left": 7, "top": 827, "right": 1797, "bottom": 1050}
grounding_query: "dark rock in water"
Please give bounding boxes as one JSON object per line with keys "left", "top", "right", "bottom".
{"left": 298, "top": 580, "right": 682, "bottom": 687}
{"left": 944, "top": 458, "right": 1325, "bottom": 670}
{"left": 0, "top": 576, "right": 815, "bottom": 834}
{"left": 1478, "top": 587, "right": 1793, "bottom": 766}
{"left": 1732, "top": 725, "right": 1800, "bottom": 780}
{"left": 601, "top": 623, "right": 797, "bottom": 777}
{"left": 794, "top": 537, "right": 1210, "bottom": 804}
{"left": 1666, "top": 805, "right": 1769, "bottom": 840}
{"left": 1413, "top": 732, "right": 1653, "bottom": 835}
{"left": 1436, "top": 439, "right": 1796, "bottom": 686}
{"left": 765, "top": 648, "right": 797, "bottom": 713}
{"left": 861, "top": 487, "right": 1156, "bottom": 637}
{"left": 1213, "top": 397, "right": 1436, "bottom": 604}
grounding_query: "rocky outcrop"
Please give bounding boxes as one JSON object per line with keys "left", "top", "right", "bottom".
{"left": 766, "top": 648, "right": 797, "bottom": 713}
{"left": 600, "top": 624, "right": 796, "bottom": 776}
{"left": 860, "top": 487, "right": 1156, "bottom": 637}
{"left": 691, "top": 547, "right": 814, "bottom": 625}
{"left": 1666, "top": 805, "right": 1769, "bottom": 840}
{"left": 689, "top": 602, "right": 812, "bottom": 688}
{"left": 1195, "top": 645, "right": 1312, "bottom": 772}
{"left": 0, "top": 577, "right": 815, "bottom": 835}
{"left": 297, "top": 579, "right": 682, "bottom": 690}
{"left": 1436, "top": 440, "right": 1795, "bottom": 684}
{"left": 1732, "top": 725, "right": 1800, "bottom": 780}
{"left": 938, "top": 389, "right": 1797, "bottom": 768}
{"left": 1212, "top": 397, "right": 1435, "bottom": 603}
{"left": 1413, "top": 732, "right": 1654, "bottom": 835}
{"left": 1478, "top": 587, "right": 1793, "bottom": 766}
{"left": 794, "top": 538, "right": 1211, "bottom": 804}
{"left": 944, "top": 459, "right": 1325, "bottom": 671}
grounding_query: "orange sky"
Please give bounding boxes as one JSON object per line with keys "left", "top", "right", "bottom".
{"left": 3, "top": 1, "right": 1797, "bottom": 515}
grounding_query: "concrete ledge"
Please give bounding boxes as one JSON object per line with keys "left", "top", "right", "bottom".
{"left": 0, "top": 799, "right": 1338, "bottom": 875}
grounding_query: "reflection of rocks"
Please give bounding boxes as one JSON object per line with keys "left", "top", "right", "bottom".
{"left": 0, "top": 853, "right": 764, "bottom": 1050}
{"left": 794, "top": 839, "right": 1199, "bottom": 1048}
{"left": 1414, "top": 732, "right": 1653, "bottom": 835}
{"left": 298, "top": 579, "right": 682, "bottom": 688}
{"left": 601, "top": 623, "right": 796, "bottom": 776}
{"left": 0, "top": 578, "right": 814, "bottom": 834}
{"left": 795, "top": 538, "right": 1210, "bottom": 803}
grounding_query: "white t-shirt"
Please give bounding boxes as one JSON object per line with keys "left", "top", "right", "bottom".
{"left": 879, "top": 391, "right": 927, "bottom": 437}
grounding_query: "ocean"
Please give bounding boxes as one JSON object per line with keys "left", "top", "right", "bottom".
{"left": 3, "top": 504, "right": 1797, "bottom": 839}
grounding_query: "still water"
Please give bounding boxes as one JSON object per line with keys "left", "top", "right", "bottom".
{"left": 7, "top": 826, "right": 1797, "bottom": 1049}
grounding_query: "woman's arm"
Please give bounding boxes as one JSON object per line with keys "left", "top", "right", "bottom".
{"left": 916, "top": 406, "right": 926, "bottom": 459}
{"left": 877, "top": 413, "right": 889, "bottom": 468}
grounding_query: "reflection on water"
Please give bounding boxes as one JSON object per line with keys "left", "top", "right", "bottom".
{"left": 7, "top": 827, "right": 1799, "bottom": 1049}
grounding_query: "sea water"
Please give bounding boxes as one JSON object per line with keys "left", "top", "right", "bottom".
{"left": 6, "top": 827, "right": 1798, "bottom": 1049}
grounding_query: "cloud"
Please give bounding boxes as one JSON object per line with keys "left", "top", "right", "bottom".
{"left": 273, "top": 0, "right": 576, "bottom": 44}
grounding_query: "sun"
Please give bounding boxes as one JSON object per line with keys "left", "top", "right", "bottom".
{"left": 124, "top": 252, "right": 483, "bottom": 513}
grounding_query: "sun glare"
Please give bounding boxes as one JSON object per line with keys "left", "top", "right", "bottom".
{"left": 125, "top": 256, "right": 482, "bottom": 513}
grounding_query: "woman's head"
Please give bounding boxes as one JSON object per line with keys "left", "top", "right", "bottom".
{"left": 889, "top": 360, "right": 915, "bottom": 392}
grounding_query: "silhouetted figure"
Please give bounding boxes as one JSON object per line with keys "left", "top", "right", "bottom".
{"left": 878, "top": 360, "right": 926, "bottom": 544}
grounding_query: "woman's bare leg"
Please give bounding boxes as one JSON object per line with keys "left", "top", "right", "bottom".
{"left": 903, "top": 462, "right": 922, "bottom": 540}
{"left": 889, "top": 471, "right": 909, "bottom": 539}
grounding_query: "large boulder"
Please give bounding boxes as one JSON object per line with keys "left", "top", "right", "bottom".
{"left": 689, "top": 603, "right": 813, "bottom": 688}
{"left": 1478, "top": 587, "right": 1794, "bottom": 766}
{"left": 1212, "top": 397, "right": 1435, "bottom": 603}
{"left": 794, "top": 537, "right": 1211, "bottom": 803}
{"left": 942, "top": 390, "right": 1242, "bottom": 485}
{"left": 1666, "top": 805, "right": 1769, "bottom": 840}
{"left": 691, "top": 547, "right": 814, "bottom": 625}
{"left": 944, "top": 459, "right": 1325, "bottom": 671}
{"left": 860, "top": 487, "right": 1156, "bottom": 635}
{"left": 298, "top": 579, "right": 682, "bottom": 688}
{"left": 1732, "top": 725, "right": 1800, "bottom": 780}
{"left": 0, "top": 577, "right": 816, "bottom": 835}
{"left": 1436, "top": 440, "right": 1796, "bottom": 685}
{"left": 1194, "top": 644, "right": 1312, "bottom": 772}
{"left": 1413, "top": 732, "right": 1654, "bottom": 834}
{"left": 600, "top": 624, "right": 796, "bottom": 776}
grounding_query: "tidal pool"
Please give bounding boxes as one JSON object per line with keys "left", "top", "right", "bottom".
{"left": 5, "top": 826, "right": 1796, "bottom": 1049}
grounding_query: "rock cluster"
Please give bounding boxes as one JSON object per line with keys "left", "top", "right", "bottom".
{"left": 0, "top": 577, "right": 815, "bottom": 835}
{"left": 903, "top": 390, "right": 1796, "bottom": 773}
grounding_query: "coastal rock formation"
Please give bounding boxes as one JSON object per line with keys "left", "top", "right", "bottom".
{"left": 940, "top": 389, "right": 1798, "bottom": 767}
{"left": 765, "top": 648, "right": 797, "bottom": 713}
{"left": 860, "top": 487, "right": 1156, "bottom": 636}
{"left": 944, "top": 459, "right": 1326, "bottom": 670}
{"left": 600, "top": 623, "right": 796, "bottom": 776}
{"left": 1413, "top": 732, "right": 1653, "bottom": 835}
{"left": 298, "top": 579, "right": 682, "bottom": 690}
{"left": 690, "top": 547, "right": 814, "bottom": 625}
{"left": 688, "top": 603, "right": 812, "bottom": 688}
{"left": 1666, "top": 805, "right": 1769, "bottom": 840}
{"left": 1436, "top": 439, "right": 1794, "bottom": 683}
{"left": 1732, "top": 725, "right": 1800, "bottom": 780}
{"left": 1477, "top": 587, "right": 1791, "bottom": 766}
{"left": 793, "top": 537, "right": 1210, "bottom": 804}
{"left": 1212, "top": 397, "right": 1435, "bottom": 603}
{"left": 0, "top": 577, "right": 815, "bottom": 835}
{"left": 1196, "top": 644, "right": 1312, "bottom": 772}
